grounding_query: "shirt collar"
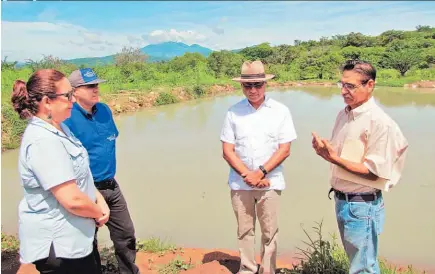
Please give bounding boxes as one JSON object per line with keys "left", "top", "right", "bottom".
{"left": 345, "top": 96, "right": 376, "bottom": 120}
{"left": 29, "top": 116, "right": 71, "bottom": 139}
{"left": 29, "top": 116, "right": 62, "bottom": 135}
{"left": 74, "top": 102, "right": 98, "bottom": 119}
{"left": 245, "top": 95, "right": 272, "bottom": 110}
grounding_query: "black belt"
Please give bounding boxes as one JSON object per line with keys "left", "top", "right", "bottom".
{"left": 328, "top": 188, "right": 381, "bottom": 202}
{"left": 94, "top": 178, "right": 117, "bottom": 190}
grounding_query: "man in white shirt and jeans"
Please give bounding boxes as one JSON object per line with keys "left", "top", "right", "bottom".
{"left": 220, "top": 61, "right": 297, "bottom": 274}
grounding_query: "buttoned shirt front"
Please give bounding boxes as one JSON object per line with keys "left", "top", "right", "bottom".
{"left": 220, "top": 97, "right": 297, "bottom": 190}
{"left": 64, "top": 102, "right": 119, "bottom": 183}
{"left": 330, "top": 97, "right": 409, "bottom": 193}
{"left": 18, "top": 117, "right": 96, "bottom": 263}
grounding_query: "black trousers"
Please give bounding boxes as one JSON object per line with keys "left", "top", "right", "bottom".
{"left": 34, "top": 245, "right": 98, "bottom": 274}
{"left": 93, "top": 179, "right": 139, "bottom": 274}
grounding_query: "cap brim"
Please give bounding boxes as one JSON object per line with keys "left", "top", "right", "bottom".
{"left": 232, "top": 74, "right": 275, "bottom": 82}
{"left": 76, "top": 79, "right": 106, "bottom": 87}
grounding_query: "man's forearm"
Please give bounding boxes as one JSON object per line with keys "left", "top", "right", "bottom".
{"left": 223, "top": 150, "right": 251, "bottom": 176}
{"left": 333, "top": 156, "right": 378, "bottom": 181}
{"left": 262, "top": 144, "right": 291, "bottom": 174}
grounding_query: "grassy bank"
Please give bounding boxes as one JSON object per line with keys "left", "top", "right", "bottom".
{"left": 2, "top": 65, "right": 434, "bottom": 151}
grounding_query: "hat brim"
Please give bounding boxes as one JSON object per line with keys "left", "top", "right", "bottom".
{"left": 232, "top": 74, "right": 275, "bottom": 82}
{"left": 75, "top": 79, "right": 106, "bottom": 87}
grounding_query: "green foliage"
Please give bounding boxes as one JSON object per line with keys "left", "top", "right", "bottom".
{"left": 114, "top": 46, "right": 147, "bottom": 67}
{"left": 191, "top": 85, "right": 206, "bottom": 98}
{"left": 385, "top": 49, "right": 423, "bottom": 76}
{"left": 286, "top": 222, "right": 425, "bottom": 274}
{"left": 136, "top": 237, "right": 177, "bottom": 253}
{"left": 290, "top": 221, "right": 348, "bottom": 274}
{"left": 2, "top": 25, "right": 434, "bottom": 149}
{"left": 342, "top": 32, "right": 377, "bottom": 47}
{"left": 379, "top": 30, "right": 405, "bottom": 46}
{"left": 207, "top": 50, "right": 244, "bottom": 78}
{"left": 240, "top": 42, "right": 274, "bottom": 62}
{"left": 158, "top": 257, "right": 194, "bottom": 274}
{"left": 1, "top": 57, "right": 18, "bottom": 71}
{"left": 25, "top": 55, "right": 77, "bottom": 73}
{"left": 168, "top": 52, "right": 207, "bottom": 72}
{"left": 1, "top": 232, "right": 20, "bottom": 253}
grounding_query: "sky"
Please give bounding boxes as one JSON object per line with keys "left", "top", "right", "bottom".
{"left": 1, "top": 1, "right": 435, "bottom": 62}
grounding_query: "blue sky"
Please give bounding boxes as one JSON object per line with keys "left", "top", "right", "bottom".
{"left": 1, "top": 1, "right": 435, "bottom": 62}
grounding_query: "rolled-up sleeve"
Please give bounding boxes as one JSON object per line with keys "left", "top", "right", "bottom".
{"left": 220, "top": 111, "right": 235, "bottom": 144}
{"left": 277, "top": 108, "right": 297, "bottom": 144}
{"left": 27, "top": 139, "right": 75, "bottom": 190}
{"left": 364, "top": 123, "right": 405, "bottom": 180}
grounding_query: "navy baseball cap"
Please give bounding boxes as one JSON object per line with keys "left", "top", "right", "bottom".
{"left": 68, "top": 68, "right": 106, "bottom": 88}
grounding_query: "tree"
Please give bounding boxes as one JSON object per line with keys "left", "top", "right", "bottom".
{"left": 416, "top": 25, "right": 432, "bottom": 32}
{"left": 343, "top": 32, "right": 377, "bottom": 47}
{"left": 168, "top": 52, "right": 207, "bottom": 72}
{"left": 207, "top": 50, "right": 244, "bottom": 78}
{"left": 340, "top": 46, "right": 362, "bottom": 60}
{"left": 385, "top": 49, "right": 423, "bottom": 76}
{"left": 379, "top": 30, "right": 405, "bottom": 46}
{"left": 294, "top": 47, "right": 343, "bottom": 80}
{"left": 1, "top": 56, "right": 17, "bottom": 71}
{"left": 265, "top": 45, "right": 300, "bottom": 65}
{"left": 239, "top": 43, "right": 274, "bottom": 62}
{"left": 114, "top": 46, "right": 147, "bottom": 67}
{"left": 25, "top": 55, "right": 75, "bottom": 72}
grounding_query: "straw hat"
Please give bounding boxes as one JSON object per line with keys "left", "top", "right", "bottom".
{"left": 232, "top": 60, "right": 275, "bottom": 82}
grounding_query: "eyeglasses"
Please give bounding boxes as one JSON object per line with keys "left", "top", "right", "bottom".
{"left": 337, "top": 80, "right": 369, "bottom": 93}
{"left": 51, "top": 89, "right": 75, "bottom": 101}
{"left": 242, "top": 82, "right": 265, "bottom": 89}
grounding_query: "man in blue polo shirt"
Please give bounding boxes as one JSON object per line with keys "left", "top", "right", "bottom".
{"left": 64, "top": 68, "right": 139, "bottom": 274}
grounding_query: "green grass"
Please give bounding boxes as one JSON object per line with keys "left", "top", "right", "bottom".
{"left": 158, "top": 257, "right": 194, "bottom": 274}
{"left": 154, "top": 92, "right": 180, "bottom": 106}
{"left": 285, "top": 221, "right": 426, "bottom": 274}
{"left": 1, "top": 232, "right": 20, "bottom": 253}
{"left": 136, "top": 237, "right": 177, "bottom": 254}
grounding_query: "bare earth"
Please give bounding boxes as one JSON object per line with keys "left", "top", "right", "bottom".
{"left": 14, "top": 248, "right": 298, "bottom": 274}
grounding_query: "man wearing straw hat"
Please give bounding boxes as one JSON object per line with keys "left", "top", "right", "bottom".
{"left": 220, "top": 60, "right": 297, "bottom": 274}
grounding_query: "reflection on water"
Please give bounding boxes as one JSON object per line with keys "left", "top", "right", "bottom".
{"left": 2, "top": 87, "right": 435, "bottom": 269}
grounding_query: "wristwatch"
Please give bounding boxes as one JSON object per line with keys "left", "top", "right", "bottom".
{"left": 259, "top": 165, "right": 268, "bottom": 177}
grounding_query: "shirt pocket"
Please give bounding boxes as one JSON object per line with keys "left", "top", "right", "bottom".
{"left": 62, "top": 141, "right": 89, "bottom": 185}
{"left": 264, "top": 126, "right": 279, "bottom": 151}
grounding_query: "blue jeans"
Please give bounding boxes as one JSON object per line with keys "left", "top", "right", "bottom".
{"left": 335, "top": 194, "right": 385, "bottom": 274}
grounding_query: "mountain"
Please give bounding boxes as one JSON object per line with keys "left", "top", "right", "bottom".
{"left": 140, "top": 42, "right": 212, "bottom": 60}
{"left": 66, "top": 42, "right": 213, "bottom": 66}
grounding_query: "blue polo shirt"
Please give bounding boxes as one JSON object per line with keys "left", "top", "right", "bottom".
{"left": 64, "top": 102, "right": 119, "bottom": 183}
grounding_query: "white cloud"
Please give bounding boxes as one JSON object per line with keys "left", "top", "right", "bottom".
{"left": 211, "top": 26, "right": 224, "bottom": 35}
{"left": 1, "top": 21, "right": 148, "bottom": 61}
{"left": 145, "top": 29, "right": 207, "bottom": 44}
{"left": 81, "top": 31, "right": 104, "bottom": 44}
{"left": 37, "top": 8, "right": 57, "bottom": 21}
{"left": 127, "top": 35, "right": 147, "bottom": 48}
